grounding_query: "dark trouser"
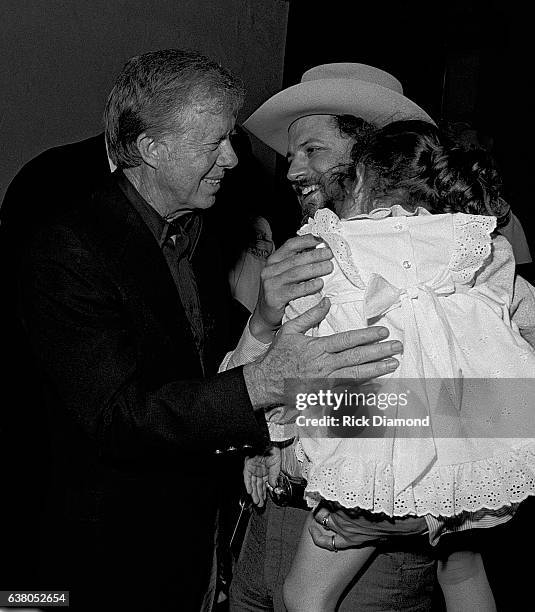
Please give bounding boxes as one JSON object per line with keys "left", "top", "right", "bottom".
{"left": 230, "top": 498, "right": 436, "bottom": 612}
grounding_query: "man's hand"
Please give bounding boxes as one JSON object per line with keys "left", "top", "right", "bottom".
{"left": 310, "top": 505, "right": 428, "bottom": 550}
{"left": 243, "top": 297, "right": 402, "bottom": 411}
{"left": 249, "top": 234, "right": 333, "bottom": 343}
{"left": 243, "top": 447, "right": 281, "bottom": 507}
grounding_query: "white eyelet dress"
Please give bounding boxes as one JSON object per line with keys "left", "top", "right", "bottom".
{"left": 273, "top": 206, "right": 535, "bottom": 525}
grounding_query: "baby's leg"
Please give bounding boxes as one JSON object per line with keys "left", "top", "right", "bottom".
{"left": 283, "top": 512, "right": 375, "bottom": 612}
{"left": 438, "top": 550, "right": 496, "bottom": 612}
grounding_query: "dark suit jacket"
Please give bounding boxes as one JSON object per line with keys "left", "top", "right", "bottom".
{"left": 0, "top": 135, "right": 114, "bottom": 595}
{"left": 0, "top": 134, "right": 112, "bottom": 421}
{"left": 1, "top": 133, "right": 110, "bottom": 225}
{"left": 15, "top": 172, "right": 268, "bottom": 610}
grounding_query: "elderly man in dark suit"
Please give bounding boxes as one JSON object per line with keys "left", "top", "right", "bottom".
{"left": 6, "top": 49, "right": 402, "bottom": 611}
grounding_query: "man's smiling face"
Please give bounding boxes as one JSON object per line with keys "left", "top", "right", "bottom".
{"left": 154, "top": 104, "right": 238, "bottom": 216}
{"left": 286, "top": 115, "right": 354, "bottom": 219}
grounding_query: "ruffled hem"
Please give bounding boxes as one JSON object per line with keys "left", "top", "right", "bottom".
{"left": 301, "top": 443, "right": 535, "bottom": 517}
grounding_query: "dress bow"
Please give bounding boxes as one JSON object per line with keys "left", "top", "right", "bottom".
{"left": 363, "top": 270, "right": 455, "bottom": 321}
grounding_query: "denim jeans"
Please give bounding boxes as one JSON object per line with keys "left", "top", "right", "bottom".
{"left": 229, "top": 499, "right": 436, "bottom": 611}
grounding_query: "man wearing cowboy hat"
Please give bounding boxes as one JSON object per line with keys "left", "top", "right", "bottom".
{"left": 226, "top": 63, "right": 438, "bottom": 611}
{"left": 245, "top": 63, "right": 531, "bottom": 266}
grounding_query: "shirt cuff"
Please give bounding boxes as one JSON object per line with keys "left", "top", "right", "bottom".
{"left": 219, "top": 316, "right": 271, "bottom": 371}
{"left": 424, "top": 515, "right": 443, "bottom": 546}
{"left": 424, "top": 505, "right": 517, "bottom": 546}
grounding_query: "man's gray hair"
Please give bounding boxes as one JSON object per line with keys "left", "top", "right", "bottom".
{"left": 104, "top": 49, "right": 245, "bottom": 169}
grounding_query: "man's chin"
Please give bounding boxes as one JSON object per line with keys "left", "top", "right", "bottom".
{"left": 299, "top": 196, "right": 326, "bottom": 222}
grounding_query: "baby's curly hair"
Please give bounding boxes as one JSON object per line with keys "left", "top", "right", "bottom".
{"left": 347, "top": 120, "right": 510, "bottom": 227}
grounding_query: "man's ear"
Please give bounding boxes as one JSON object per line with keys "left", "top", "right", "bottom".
{"left": 136, "top": 133, "right": 165, "bottom": 169}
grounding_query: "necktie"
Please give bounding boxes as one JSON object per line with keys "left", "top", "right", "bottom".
{"left": 164, "top": 215, "right": 205, "bottom": 370}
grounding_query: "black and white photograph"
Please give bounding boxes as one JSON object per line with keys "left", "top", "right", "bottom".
{"left": 1, "top": 1, "right": 533, "bottom": 611}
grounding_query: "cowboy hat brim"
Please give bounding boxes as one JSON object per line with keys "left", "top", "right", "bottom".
{"left": 243, "top": 78, "right": 435, "bottom": 156}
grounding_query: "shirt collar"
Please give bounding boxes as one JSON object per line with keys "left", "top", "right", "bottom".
{"left": 115, "top": 169, "right": 201, "bottom": 253}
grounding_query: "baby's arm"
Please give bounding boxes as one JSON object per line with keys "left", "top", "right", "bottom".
{"left": 511, "top": 275, "right": 535, "bottom": 348}
{"left": 474, "top": 235, "right": 535, "bottom": 346}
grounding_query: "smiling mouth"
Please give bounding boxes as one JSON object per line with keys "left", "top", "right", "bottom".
{"left": 297, "top": 183, "right": 321, "bottom": 201}
{"left": 203, "top": 177, "right": 223, "bottom": 187}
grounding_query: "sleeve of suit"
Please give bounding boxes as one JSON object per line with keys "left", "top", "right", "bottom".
{"left": 19, "top": 226, "right": 269, "bottom": 462}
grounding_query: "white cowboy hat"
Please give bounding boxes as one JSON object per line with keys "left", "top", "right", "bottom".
{"left": 243, "top": 63, "right": 436, "bottom": 155}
